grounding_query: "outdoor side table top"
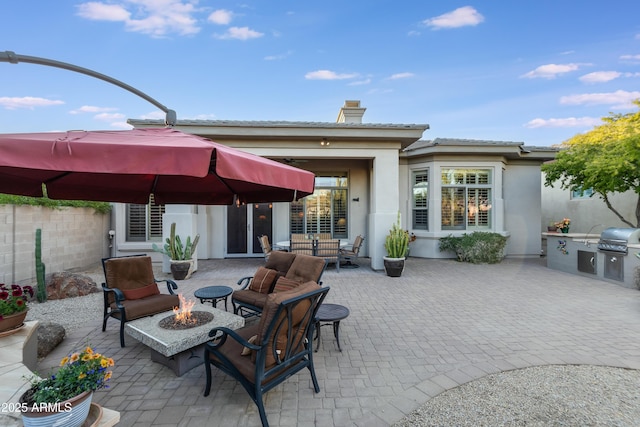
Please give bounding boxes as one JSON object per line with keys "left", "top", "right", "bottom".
{"left": 194, "top": 285, "right": 234, "bottom": 311}
{"left": 315, "top": 303, "right": 350, "bottom": 352}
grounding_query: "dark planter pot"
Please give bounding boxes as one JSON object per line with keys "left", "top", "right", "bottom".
{"left": 170, "top": 261, "right": 192, "bottom": 280}
{"left": 383, "top": 257, "right": 405, "bottom": 277}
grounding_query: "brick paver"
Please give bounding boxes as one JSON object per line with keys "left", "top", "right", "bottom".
{"left": 38, "top": 257, "right": 640, "bottom": 426}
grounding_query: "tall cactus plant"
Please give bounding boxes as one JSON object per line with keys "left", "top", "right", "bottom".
{"left": 384, "top": 212, "right": 410, "bottom": 259}
{"left": 152, "top": 222, "right": 200, "bottom": 260}
{"left": 35, "top": 228, "right": 47, "bottom": 303}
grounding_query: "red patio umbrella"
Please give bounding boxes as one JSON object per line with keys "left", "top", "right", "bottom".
{"left": 0, "top": 128, "right": 315, "bottom": 204}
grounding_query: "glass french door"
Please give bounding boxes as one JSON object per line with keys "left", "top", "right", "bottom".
{"left": 226, "top": 203, "right": 273, "bottom": 257}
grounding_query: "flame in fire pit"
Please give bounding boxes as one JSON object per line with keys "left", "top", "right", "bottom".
{"left": 173, "top": 294, "right": 196, "bottom": 325}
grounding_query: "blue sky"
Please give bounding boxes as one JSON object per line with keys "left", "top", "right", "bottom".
{"left": 1, "top": 1, "right": 639, "bottom": 146}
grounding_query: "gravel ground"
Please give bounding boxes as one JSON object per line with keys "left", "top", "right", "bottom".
{"left": 394, "top": 365, "right": 640, "bottom": 427}
{"left": 26, "top": 292, "right": 102, "bottom": 333}
{"left": 25, "top": 267, "right": 105, "bottom": 334}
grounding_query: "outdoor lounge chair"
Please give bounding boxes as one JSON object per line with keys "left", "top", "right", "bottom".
{"left": 231, "top": 251, "right": 327, "bottom": 318}
{"left": 204, "top": 282, "right": 330, "bottom": 427}
{"left": 102, "top": 255, "right": 179, "bottom": 347}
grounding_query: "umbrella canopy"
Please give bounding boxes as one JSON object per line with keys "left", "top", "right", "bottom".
{"left": 0, "top": 128, "right": 315, "bottom": 204}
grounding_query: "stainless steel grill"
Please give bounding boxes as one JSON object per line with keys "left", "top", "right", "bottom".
{"left": 597, "top": 227, "right": 640, "bottom": 254}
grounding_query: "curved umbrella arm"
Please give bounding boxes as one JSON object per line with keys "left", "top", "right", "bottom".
{"left": 0, "top": 50, "right": 176, "bottom": 126}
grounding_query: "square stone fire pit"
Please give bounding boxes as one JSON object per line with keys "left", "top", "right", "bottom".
{"left": 124, "top": 305, "right": 244, "bottom": 376}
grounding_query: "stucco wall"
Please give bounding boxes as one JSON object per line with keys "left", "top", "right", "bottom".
{"left": 541, "top": 176, "right": 637, "bottom": 232}
{"left": 0, "top": 205, "right": 111, "bottom": 285}
{"left": 504, "top": 164, "right": 544, "bottom": 257}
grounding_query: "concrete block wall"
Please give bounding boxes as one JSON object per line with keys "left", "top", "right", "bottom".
{"left": 0, "top": 205, "right": 110, "bottom": 285}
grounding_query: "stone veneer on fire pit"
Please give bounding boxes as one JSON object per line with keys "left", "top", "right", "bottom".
{"left": 124, "top": 305, "right": 244, "bottom": 375}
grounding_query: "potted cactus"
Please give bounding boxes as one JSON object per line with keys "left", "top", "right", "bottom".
{"left": 383, "top": 213, "right": 410, "bottom": 277}
{"left": 153, "top": 222, "right": 199, "bottom": 280}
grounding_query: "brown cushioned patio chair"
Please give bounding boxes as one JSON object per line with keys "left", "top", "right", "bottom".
{"left": 102, "top": 255, "right": 179, "bottom": 347}
{"left": 231, "top": 251, "right": 327, "bottom": 318}
{"left": 204, "top": 282, "right": 330, "bottom": 427}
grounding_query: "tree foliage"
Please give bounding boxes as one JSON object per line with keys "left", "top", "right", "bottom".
{"left": 541, "top": 100, "right": 640, "bottom": 227}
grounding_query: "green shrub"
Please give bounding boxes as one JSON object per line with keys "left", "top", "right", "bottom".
{"left": 439, "top": 232, "right": 507, "bottom": 264}
{"left": 0, "top": 194, "right": 111, "bottom": 214}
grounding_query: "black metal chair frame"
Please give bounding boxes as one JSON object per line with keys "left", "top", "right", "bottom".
{"left": 204, "top": 286, "right": 330, "bottom": 427}
{"left": 101, "top": 254, "right": 178, "bottom": 347}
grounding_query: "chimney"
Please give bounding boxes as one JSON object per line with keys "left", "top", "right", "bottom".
{"left": 337, "top": 100, "right": 366, "bottom": 124}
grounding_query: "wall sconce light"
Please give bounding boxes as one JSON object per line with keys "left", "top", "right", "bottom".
{"left": 320, "top": 138, "right": 330, "bottom": 146}
{"left": 352, "top": 197, "right": 360, "bottom": 202}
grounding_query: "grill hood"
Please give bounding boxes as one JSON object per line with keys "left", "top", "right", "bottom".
{"left": 597, "top": 227, "right": 640, "bottom": 253}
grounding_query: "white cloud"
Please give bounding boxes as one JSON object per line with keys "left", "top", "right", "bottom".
{"left": 304, "top": 70, "right": 359, "bottom": 80}
{"left": 139, "top": 111, "right": 166, "bottom": 120}
{"left": 525, "top": 117, "right": 601, "bottom": 129}
{"left": 264, "top": 51, "right": 293, "bottom": 61}
{"left": 214, "top": 26, "right": 263, "bottom": 40}
{"left": 423, "top": 6, "right": 484, "bottom": 29}
{"left": 76, "top": 2, "right": 130, "bottom": 21}
{"left": 521, "top": 63, "right": 581, "bottom": 79}
{"left": 69, "top": 105, "right": 118, "bottom": 114}
{"left": 0, "top": 96, "right": 64, "bottom": 110}
{"left": 387, "top": 72, "right": 415, "bottom": 80}
{"left": 407, "top": 30, "right": 421, "bottom": 37}
{"left": 76, "top": 0, "right": 200, "bottom": 37}
{"left": 560, "top": 90, "right": 640, "bottom": 109}
{"left": 110, "top": 121, "right": 134, "bottom": 129}
{"left": 579, "top": 71, "right": 621, "bottom": 83}
{"left": 620, "top": 54, "right": 640, "bottom": 61}
{"left": 94, "top": 112, "right": 126, "bottom": 121}
{"left": 208, "top": 9, "right": 232, "bottom": 25}
{"left": 348, "top": 78, "right": 372, "bottom": 86}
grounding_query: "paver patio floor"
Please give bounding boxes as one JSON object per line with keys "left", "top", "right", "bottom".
{"left": 37, "top": 257, "right": 640, "bottom": 426}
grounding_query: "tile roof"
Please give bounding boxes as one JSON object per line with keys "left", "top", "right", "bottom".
{"left": 128, "top": 118, "right": 429, "bottom": 131}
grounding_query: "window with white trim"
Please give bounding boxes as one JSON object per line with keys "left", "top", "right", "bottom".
{"left": 126, "top": 195, "right": 165, "bottom": 241}
{"left": 441, "top": 168, "right": 492, "bottom": 230}
{"left": 412, "top": 170, "right": 428, "bottom": 230}
{"left": 289, "top": 174, "right": 348, "bottom": 238}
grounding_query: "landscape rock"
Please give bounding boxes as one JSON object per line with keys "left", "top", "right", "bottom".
{"left": 37, "top": 322, "right": 66, "bottom": 359}
{"left": 45, "top": 272, "right": 101, "bottom": 300}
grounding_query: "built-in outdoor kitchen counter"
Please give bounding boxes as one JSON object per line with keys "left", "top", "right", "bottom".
{"left": 543, "top": 230, "right": 640, "bottom": 289}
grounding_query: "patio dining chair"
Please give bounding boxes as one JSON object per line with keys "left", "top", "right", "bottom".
{"left": 289, "top": 239, "right": 315, "bottom": 256}
{"left": 315, "top": 239, "right": 341, "bottom": 272}
{"left": 257, "top": 235, "right": 275, "bottom": 261}
{"left": 339, "top": 235, "right": 364, "bottom": 268}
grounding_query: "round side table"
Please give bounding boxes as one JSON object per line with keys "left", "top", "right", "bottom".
{"left": 314, "top": 303, "right": 350, "bottom": 352}
{"left": 193, "top": 286, "right": 234, "bottom": 311}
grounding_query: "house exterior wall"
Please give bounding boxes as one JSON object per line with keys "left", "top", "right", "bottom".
{"left": 504, "top": 163, "right": 543, "bottom": 257}
{"left": 541, "top": 176, "right": 638, "bottom": 232}
{"left": 0, "top": 205, "right": 110, "bottom": 285}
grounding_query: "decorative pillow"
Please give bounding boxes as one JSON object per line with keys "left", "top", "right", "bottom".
{"left": 249, "top": 267, "right": 278, "bottom": 294}
{"left": 241, "top": 335, "right": 258, "bottom": 356}
{"left": 273, "top": 276, "right": 300, "bottom": 293}
{"left": 121, "top": 283, "right": 160, "bottom": 300}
